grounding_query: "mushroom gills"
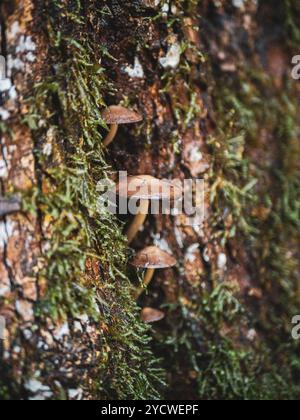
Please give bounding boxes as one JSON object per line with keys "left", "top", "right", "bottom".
{"left": 141, "top": 307, "right": 165, "bottom": 323}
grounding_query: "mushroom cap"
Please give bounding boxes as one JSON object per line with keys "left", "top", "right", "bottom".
{"left": 116, "top": 175, "right": 182, "bottom": 201}
{"left": 131, "top": 246, "right": 177, "bottom": 269}
{"left": 141, "top": 307, "right": 165, "bottom": 323}
{"left": 102, "top": 105, "right": 142, "bottom": 125}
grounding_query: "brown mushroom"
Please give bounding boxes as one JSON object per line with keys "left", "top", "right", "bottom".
{"left": 141, "top": 307, "right": 165, "bottom": 323}
{"left": 131, "top": 246, "right": 176, "bottom": 297}
{"left": 117, "top": 175, "right": 182, "bottom": 244}
{"left": 0, "top": 196, "right": 21, "bottom": 218}
{"left": 102, "top": 105, "right": 142, "bottom": 147}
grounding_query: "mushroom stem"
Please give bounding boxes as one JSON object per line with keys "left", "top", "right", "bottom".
{"left": 126, "top": 199, "right": 149, "bottom": 244}
{"left": 103, "top": 123, "right": 118, "bottom": 147}
{"left": 144, "top": 268, "right": 155, "bottom": 287}
{"left": 135, "top": 268, "right": 155, "bottom": 299}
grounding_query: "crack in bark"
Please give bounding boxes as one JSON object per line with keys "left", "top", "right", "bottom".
{"left": 2, "top": 217, "right": 16, "bottom": 292}
{"left": 0, "top": 3, "right": 7, "bottom": 59}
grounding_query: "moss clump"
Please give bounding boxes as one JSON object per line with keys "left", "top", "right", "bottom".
{"left": 21, "top": 0, "right": 165, "bottom": 399}
{"left": 143, "top": 0, "right": 300, "bottom": 400}
{"left": 204, "top": 2, "right": 300, "bottom": 399}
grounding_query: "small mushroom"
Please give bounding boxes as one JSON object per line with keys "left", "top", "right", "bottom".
{"left": 0, "top": 196, "right": 21, "bottom": 218}
{"left": 141, "top": 307, "right": 165, "bottom": 323}
{"left": 102, "top": 105, "right": 142, "bottom": 147}
{"left": 131, "top": 246, "right": 176, "bottom": 297}
{"left": 117, "top": 175, "right": 182, "bottom": 244}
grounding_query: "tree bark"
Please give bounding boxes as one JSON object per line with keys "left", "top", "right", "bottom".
{"left": 0, "top": 0, "right": 300, "bottom": 400}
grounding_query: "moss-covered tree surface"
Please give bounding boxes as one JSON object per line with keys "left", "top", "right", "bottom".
{"left": 0, "top": 0, "right": 300, "bottom": 400}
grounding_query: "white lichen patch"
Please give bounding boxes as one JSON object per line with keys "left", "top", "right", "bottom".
{"left": 42, "top": 143, "right": 52, "bottom": 157}
{"left": 203, "top": 247, "right": 210, "bottom": 262}
{"left": 40, "top": 330, "right": 54, "bottom": 347}
{"left": 161, "top": 2, "right": 169, "bottom": 16}
{"left": 217, "top": 253, "right": 227, "bottom": 270}
{"left": 0, "top": 78, "right": 12, "bottom": 93}
{"left": 42, "top": 240, "right": 51, "bottom": 253}
{"left": 15, "top": 300, "right": 34, "bottom": 322}
{"left": 68, "top": 388, "right": 83, "bottom": 400}
{"left": 7, "top": 55, "right": 25, "bottom": 74}
{"left": 20, "top": 154, "right": 34, "bottom": 171}
{"left": 74, "top": 321, "right": 83, "bottom": 333}
{"left": 37, "top": 339, "right": 48, "bottom": 350}
{"left": 25, "top": 379, "right": 53, "bottom": 400}
{"left": 232, "top": 0, "right": 245, "bottom": 7}
{"left": 247, "top": 328, "right": 257, "bottom": 342}
{"left": 123, "top": 56, "right": 144, "bottom": 79}
{"left": 0, "top": 159, "right": 8, "bottom": 178}
{"left": 16, "top": 35, "right": 36, "bottom": 54}
{"left": 0, "top": 144, "right": 9, "bottom": 172}
{"left": 0, "top": 219, "right": 15, "bottom": 247}
{"left": 187, "top": 145, "right": 203, "bottom": 163}
{"left": 9, "top": 86, "right": 18, "bottom": 100}
{"left": 185, "top": 243, "right": 200, "bottom": 263}
{"left": 23, "top": 329, "right": 33, "bottom": 340}
{"left": 8, "top": 21, "right": 21, "bottom": 40}
{"left": 0, "top": 282, "right": 10, "bottom": 297}
{"left": 152, "top": 233, "right": 173, "bottom": 254}
{"left": 42, "top": 127, "right": 56, "bottom": 157}
{"left": 170, "top": 3, "right": 177, "bottom": 14}
{"left": 13, "top": 346, "right": 21, "bottom": 354}
{"left": 53, "top": 322, "right": 70, "bottom": 340}
{"left": 193, "top": 224, "right": 205, "bottom": 238}
{"left": 6, "top": 34, "right": 36, "bottom": 77}
{"left": 159, "top": 43, "right": 181, "bottom": 69}
{"left": 174, "top": 225, "right": 185, "bottom": 249}
{"left": 25, "top": 379, "right": 44, "bottom": 393}
{"left": 77, "top": 313, "right": 89, "bottom": 324}
{"left": 26, "top": 52, "right": 36, "bottom": 63}
{"left": 0, "top": 108, "right": 10, "bottom": 121}
{"left": 9, "top": 145, "right": 16, "bottom": 153}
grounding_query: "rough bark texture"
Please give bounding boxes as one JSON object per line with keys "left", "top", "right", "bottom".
{"left": 0, "top": 0, "right": 300, "bottom": 400}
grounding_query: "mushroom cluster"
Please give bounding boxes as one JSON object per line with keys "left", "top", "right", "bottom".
{"left": 102, "top": 104, "right": 178, "bottom": 323}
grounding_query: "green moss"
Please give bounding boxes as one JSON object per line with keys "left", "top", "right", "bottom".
{"left": 208, "top": 131, "right": 259, "bottom": 246}
{"left": 146, "top": 0, "right": 300, "bottom": 400}
{"left": 284, "top": 0, "right": 300, "bottom": 47}
{"left": 206, "top": 5, "right": 300, "bottom": 398}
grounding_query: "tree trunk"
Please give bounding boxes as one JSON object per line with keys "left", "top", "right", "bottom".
{"left": 0, "top": 0, "right": 299, "bottom": 400}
